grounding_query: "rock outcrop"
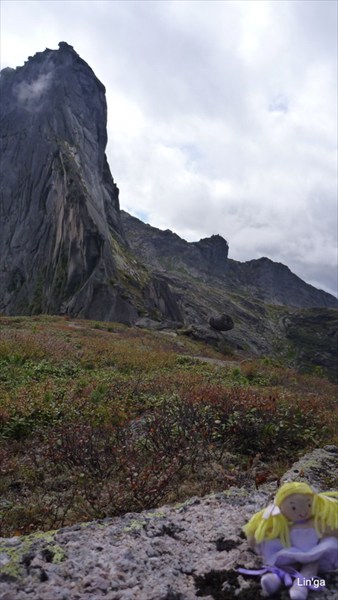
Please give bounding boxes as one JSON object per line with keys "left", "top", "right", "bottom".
{"left": 0, "top": 447, "right": 337, "bottom": 599}
{"left": 282, "top": 309, "right": 338, "bottom": 380}
{"left": 1, "top": 43, "right": 120, "bottom": 316}
{"left": 121, "top": 212, "right": 230, "bottom": 282}
{"left": 0, "top": 43, "right": 181, "bottom": 324}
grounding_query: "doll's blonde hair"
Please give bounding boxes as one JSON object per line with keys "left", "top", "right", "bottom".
{"left": 243, "top": 481, "right": 338, "bottom": 547}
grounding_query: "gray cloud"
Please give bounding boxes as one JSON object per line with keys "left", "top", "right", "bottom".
{"left": 1, "top": 0, "right": 337, "bottom": 296}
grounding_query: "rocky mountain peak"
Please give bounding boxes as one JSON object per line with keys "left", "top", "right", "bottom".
{"left": 0, "top": 43, "right": 122, "bottom": 316}
{"left": 58, "top": 40, "right": 76, "bottom": 52}
{"left": 192, "top": 234, "right": 229, "bottom": 269}
{"left": 1, "top": 44, "right": 183, "bottom": 322}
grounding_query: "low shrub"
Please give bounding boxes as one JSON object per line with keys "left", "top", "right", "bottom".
{"left": 0, "top": 316, "right": 336, "bottom": 536}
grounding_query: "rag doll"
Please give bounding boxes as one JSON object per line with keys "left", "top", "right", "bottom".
{"left": 239, "top": 482, "right": 338, "bottom": 599}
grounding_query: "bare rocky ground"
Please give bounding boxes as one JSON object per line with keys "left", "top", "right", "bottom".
{"left": 0, "top": 447, "right": 337, "bottom": 600}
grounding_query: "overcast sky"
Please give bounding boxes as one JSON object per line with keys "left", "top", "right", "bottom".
{"left": 1, "top": 0, "right": 337, "bottom": 296}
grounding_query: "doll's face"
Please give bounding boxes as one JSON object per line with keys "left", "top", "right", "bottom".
{"left": 280, "top": 493, "right": 313, "bottom": 522}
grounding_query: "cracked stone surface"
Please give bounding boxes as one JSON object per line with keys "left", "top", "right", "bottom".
{"left": 0, "top": 447, "right": 337, "bottom": 599}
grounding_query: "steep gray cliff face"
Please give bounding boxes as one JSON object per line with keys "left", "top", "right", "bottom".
{"left": 0, "top": 43, "right": 181, "bottom": 323}
{"left": 1, "top": 43, "right": 117, "bottom": 316}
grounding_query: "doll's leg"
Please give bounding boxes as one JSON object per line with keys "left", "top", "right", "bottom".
{"left": 289, "top": 560, "right": 318, "bottom": 600}
{"left": 261, "top": 573, "right": 282, "bottom": 597}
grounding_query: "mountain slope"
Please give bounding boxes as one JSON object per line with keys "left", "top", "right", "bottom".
{"left": 1, "top": 42, "right": 337, "bottom": 378}
{"left": 121, "top": 211, "right": 338, "bottom": 377}
{"left": 121, "top": 211, "right": 338, "bottom": 309}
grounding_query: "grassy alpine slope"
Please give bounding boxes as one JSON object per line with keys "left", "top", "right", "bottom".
{"left": 0, "top": 315, "right": 337, "bottom": 537}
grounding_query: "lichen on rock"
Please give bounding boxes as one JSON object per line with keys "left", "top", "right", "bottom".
{"left": 0, "top": 447, "right": 337, "bottom": 599}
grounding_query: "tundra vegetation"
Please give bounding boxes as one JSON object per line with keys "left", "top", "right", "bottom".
{"left": 0, "top": 315, "right": 337, "bottom": 537}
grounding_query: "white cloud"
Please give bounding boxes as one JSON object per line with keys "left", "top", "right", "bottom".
{"left": 16, "top": 72, "right": 52, "bottom": 104}
{"left": 1, "top": 0, "right": 337, "bottom": 296}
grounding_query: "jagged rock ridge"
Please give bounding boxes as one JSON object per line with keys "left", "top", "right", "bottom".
{"left": 121, "top": 211, "right": 338, "bottom": 310}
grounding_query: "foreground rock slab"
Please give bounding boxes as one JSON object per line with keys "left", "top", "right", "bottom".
{"left": 0, "top": 447, "right": 337, "bottom": 600}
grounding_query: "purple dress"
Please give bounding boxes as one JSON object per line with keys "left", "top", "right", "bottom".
{"left": 257, "top": 528, "right": 338, "bottom": 573}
